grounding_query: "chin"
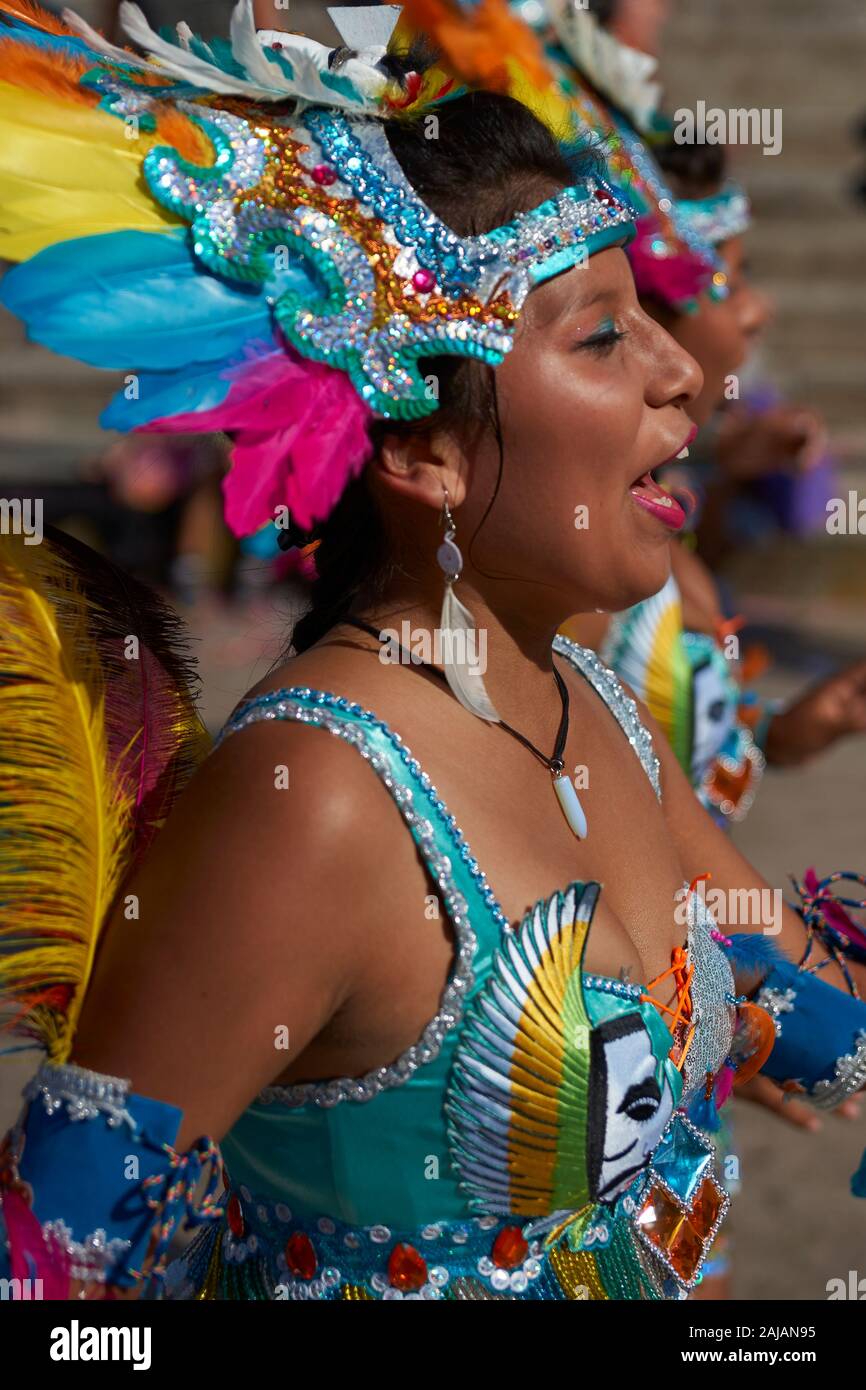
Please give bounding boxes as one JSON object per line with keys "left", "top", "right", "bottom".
{"left": 612, "top": 552, "right": 672, "bottom": 612}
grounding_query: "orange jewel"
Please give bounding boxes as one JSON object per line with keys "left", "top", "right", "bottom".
{"left": 387, "top": 1242, "right": 428, "bottom": 1291}
{"left": 285, "top": 1232, "right": 317, "bottom": 1280}
{"left": 226, "top": 1194, "right": 244, "bottom": 1238}
{"left": 491, "top": 1226, "right": 528, "bottom": 1270}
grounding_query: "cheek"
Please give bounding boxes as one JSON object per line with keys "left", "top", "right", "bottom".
{"left": 498, "top": 348, "right": 639, "bottom": 492}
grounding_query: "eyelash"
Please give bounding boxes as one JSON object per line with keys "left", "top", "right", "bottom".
{"left": 580, "top": 327, "right": 627, "bottom": 355}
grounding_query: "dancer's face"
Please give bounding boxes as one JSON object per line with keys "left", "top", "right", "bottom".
{"left": 453, "top": 246, "right": 703, "bottom": 620}
{"left": 646, "top": 238, "right": 772, "bottom": 427}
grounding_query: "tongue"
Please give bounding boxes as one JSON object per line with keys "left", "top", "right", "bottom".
{"left": 630, "top": 471, "right": 666, "bottom": 497}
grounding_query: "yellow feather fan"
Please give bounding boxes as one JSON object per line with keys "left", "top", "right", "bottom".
{"left": 0, "top": 531, "right": 209, "bottom": 1063}
{"left": 0, "top": 536, "right": 133, "bottom": 1063}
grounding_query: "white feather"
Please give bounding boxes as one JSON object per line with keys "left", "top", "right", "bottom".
{"left": 116, "top": 1, "right": 278, "bottom": 98}
{"left": 229, "top": 0, "right": 286, "bottom": 88}
{"left": 441, "top": 583, "right": 500, "bottom": 724}
{"left": 257, "top": 32, "right": 388, "bottom": 111}
{"left": 66, "top": 0, "right": 387, "bottom": 110}
{"left": 61, "top": 7, "right": 149, "bottom": 68}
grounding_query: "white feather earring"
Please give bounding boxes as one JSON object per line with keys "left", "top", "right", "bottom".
{"left": 437, "top": 492, "right": 501, "bottom": 723}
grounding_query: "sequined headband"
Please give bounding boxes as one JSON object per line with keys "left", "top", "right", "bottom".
{"left": 677, "top": 183, "right": 752, "bottom": 248}
{"left": 145, "top": 105, "right": 634, "bottom": 419}
{"left": 0, "top": 0, "right": 635, "bottom": 535}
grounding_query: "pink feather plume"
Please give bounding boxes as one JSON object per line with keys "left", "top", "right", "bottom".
{"left": 140, "top": 340, "right": 373, "bottom": 537}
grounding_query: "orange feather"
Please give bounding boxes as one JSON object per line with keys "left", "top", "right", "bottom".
{"left": 0, "top": 38, "right": 99, "bottom": 104}
{"left": 0, "top": 0, "right": 75, "bottom": 37}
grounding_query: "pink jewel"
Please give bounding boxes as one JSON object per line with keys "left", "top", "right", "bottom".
{"left": 312, "top": 164, "right": 337, "bottom": 187}
{"left": 593, "top": 187, "right": 614, "bottom": 205}
{"left": 412, "top": 268, "right": 436, "bottom": 293}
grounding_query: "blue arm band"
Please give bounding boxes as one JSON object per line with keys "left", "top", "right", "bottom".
{"left": 741, "top": 952, "right": 866, "bottom": 1106}
{"left": 0, "top": 1062, "right": 221, "bottom": 1293}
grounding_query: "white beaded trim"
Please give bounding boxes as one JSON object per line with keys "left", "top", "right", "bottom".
{"left": 23, "top": 1062, "right": 136, "bottom": 1129}
{"left": 41, "top": 1219, "right": 131, "bottom": 1283}
{"left": 217, "top": 653, "right": 664, "bottom": 1110}
{"left": 218, "top": 693, "right": 485, "bottom": 1108}
{"left": 810, "top": 1029, "right": 866, "bottom": 1110}
{"left": 552, "top": 636, "right": 662, "bottom": 799}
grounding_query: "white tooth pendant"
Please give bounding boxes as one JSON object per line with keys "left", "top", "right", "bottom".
{"left": 551, "top": 766, "right": 588, "bottom": 840}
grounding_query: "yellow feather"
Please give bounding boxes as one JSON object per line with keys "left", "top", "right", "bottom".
{"left": 0, "top": 537, "right": 133, "bottom": 1063}
{"left": 0, "top": 76, "right": 183, "bottom": 260}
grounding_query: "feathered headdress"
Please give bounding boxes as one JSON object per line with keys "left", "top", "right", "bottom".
{"left": 0, "top": 0, "right": 635, "bottom": 538}
{"left": 406, "top": 0, "right": 743, "bottom": 311}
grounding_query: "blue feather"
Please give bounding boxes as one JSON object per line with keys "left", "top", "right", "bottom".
{"left": 0, "top": 13, "right": 116, "bottom": 63}
{"left": 722, "top": 933, "right": 789, "bottom": 976}
{"left": 207, "top": 35, "right": 249, "bottom": 79}
{"left": 688, "top": 1090, "right": 721, "bottom": 1133}
{"left": 100, "top": 335, "right": 279, "bottom": 430}
{"left": 0, "top": 230, "right": 276, "bottom": 371}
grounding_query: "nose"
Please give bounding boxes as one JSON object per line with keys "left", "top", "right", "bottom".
{"left": 643, "top": 314, "right": 704, "bottom": 410}
{"left": 738, "top": 284, "right": 773, "bottom": 340}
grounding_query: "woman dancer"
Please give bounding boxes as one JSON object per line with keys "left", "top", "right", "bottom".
{"left": 1, "top": 3, "right": 865, "bottom": 1303}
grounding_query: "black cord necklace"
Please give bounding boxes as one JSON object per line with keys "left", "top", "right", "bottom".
{"left": 341, "top": 616, "right": 587, "bottom": 839}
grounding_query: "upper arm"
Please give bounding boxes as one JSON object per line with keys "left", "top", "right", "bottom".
{"left": 71, "top": 719, "right": 383, "bottom": 1147}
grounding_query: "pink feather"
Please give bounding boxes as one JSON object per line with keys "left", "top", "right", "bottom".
{"left": 804, "top": 868, "right": 866, "bottom": 953}
{"left": 140, "top": 341, "right": 372, "bottom": 536}
{"left": 713, "top": 1065, "right": 736, "bottom": 1109}
{"left": 2, "top": 1189, "right": 70, "bottom": 1299}
{"left": 627, "top": 216, "right": 711, "bottom": 309}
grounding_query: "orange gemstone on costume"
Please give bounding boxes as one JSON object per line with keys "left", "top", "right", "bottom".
{"left": 635, "top": 1186, "right": 685, "bottom": 1250}
{"left": 708, "top": 760, "right": 753, "bottom": 806}
{"left": 691, "top": 1179, "right": 724, "bottom": 1238}
{"left": 491, "top": 1226, "right": 528, "bottom": 1270}
{"left": 285, "top": 1232, "right": 317, "bottom": 1280}
{"left": 387, "top": 1242, "right": 428, "bottom": 1291}
{"left": 669, "top": 1217, "right": 704, "bottom": 1281}
{"left": 226, "top": 1194, "right": 244, "bottom": 1237}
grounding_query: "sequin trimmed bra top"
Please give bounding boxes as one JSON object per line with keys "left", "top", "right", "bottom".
{"left": 167, "top": 638, "right": 736, "bottom": 1302}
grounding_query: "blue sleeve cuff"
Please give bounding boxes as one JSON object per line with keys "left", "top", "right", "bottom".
{"left": 1, "top": 1062, "right": 221, "bottom": 1292}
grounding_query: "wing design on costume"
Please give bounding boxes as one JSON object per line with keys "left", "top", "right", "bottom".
{"left": 0, "top": 531, "right": 208, "bottom": 1062}
{"left": 446, "top": 881, "right": 598, "bottom": 1216}
{"left": 602, "top": 575, "right": 693, "bottom": 772}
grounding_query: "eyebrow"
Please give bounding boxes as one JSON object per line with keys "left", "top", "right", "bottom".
{"left": 557, "top": 284, "right": 614, "bottom": 325}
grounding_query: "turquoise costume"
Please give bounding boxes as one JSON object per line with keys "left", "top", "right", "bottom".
{"left": 162, "top": 638, "right": 736, "bottom": 1300}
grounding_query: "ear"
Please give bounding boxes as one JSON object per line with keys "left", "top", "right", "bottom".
{"left": 372, "top": 427, "right": 469, "bottom": 511}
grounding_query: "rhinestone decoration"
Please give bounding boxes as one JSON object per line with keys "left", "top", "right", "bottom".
{"left": 678, "top": 183, "right": 752, "bottom": 247}
{"left": 552, "top": 635, "right": 661, "bottom": 797}
{"left": 40, "top": 1219, "right": 131, "bottom": 1285}
{"left": 138, "top": 101, "right": 633, "bottom": 419}
{"left": 810, "top": 1029, "right": 866, "bottom": 1110}
{"left": 632, "top": 1114, "right": 729, "bottom": 1291}
{"left": 755, "top": 984, "right": 797, "bottom": 1038}
{"left": 22, "top": 1062, "right": 136, "bottom": 1130}
{"left": 182, "top": 1189, "right": 561, "bottom": 1301}
{"left": 682, "top": 890, "right": 736, "bottom": 1102}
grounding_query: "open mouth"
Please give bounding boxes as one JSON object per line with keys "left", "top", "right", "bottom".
{"left": 628, "top": 470, "right": 687, "bottom": 531}
{"left": 627, "top": 427, "right": 695, "bottom": 533}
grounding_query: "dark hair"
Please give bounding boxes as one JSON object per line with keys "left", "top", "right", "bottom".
{"left": 288, "top": 73, "right": 577, "bottom": 654}
{"left": 653, "top": 134, "right": 727, "bottom": 199}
